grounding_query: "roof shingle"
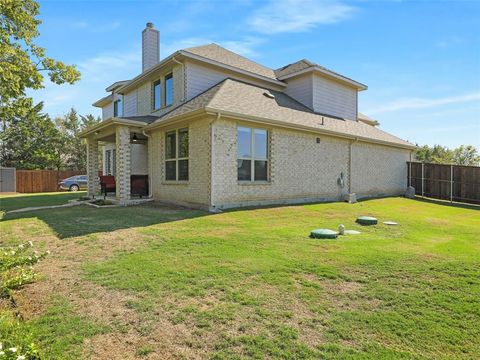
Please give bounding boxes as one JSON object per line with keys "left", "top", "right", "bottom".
{"left": 153, "top": 79, "right": 414, "bottom": 149}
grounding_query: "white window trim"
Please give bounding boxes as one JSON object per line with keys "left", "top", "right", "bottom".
{"left": 237, "top": 126, "right": 269, "bottom": 182}
{"left": 165, "top": 128, "right": 189, "bottom": 182}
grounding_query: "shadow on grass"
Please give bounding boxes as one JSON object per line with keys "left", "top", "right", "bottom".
{"left": 1, "top": 202, "right": 209, "bottom": 239}
{"left": 413, "top": 196, "right": 480, "bottom": 211}
{"left": 0, "top": 192, "right": 86, "bottom": 212}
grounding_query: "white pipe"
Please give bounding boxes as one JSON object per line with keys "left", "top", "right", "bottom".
{"left": 172, "top": 56, "right": 185, "bottom": 102}
{"left": 209, "top": 112, "right": 221, "bottom": 210}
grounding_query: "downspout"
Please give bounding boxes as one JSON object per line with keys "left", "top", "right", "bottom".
{"left": 209, "top": 112, "right": 221, "bottom": 211}
{"left": 348, "top": 137, "right": 358, "bottom": 194}
{"left": 142, "top": 130, "right": 152, "bottom": 198}
{"left": 172, "top": 56, "right": 185, "bottom": 103}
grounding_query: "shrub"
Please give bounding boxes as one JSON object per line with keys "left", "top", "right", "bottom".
{"left": 0, "top": 242, "right": 48, "bottom": 299}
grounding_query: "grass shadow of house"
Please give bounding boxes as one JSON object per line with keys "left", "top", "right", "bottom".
{"left": 2, "top": 203, "right": 209, "bottom": 239}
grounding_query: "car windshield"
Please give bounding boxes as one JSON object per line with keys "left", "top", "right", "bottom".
{"left": 66, "top": 176, "right": 78, "bottom": 181}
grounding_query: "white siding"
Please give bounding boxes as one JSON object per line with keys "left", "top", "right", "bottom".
{"left": 185, "top": 61, "right": 284, "bottom": 100}
{"left": 312, "top": 74, "right": 357, "bottom": 120}
{"left": 102, "top": 103, "right": 113, "bottom": 120}
{"left": 284, "top": 75, "right": 313, "bottom": 109}
{"left": 185, "top": 62, "right": 227, "bottom": 99}
{"left": 123, "top": 90, "right": 137, "bottom": 117}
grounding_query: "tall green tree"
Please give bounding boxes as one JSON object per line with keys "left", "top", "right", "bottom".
{"left": 0, "top": 99, "right": 63, "bottom": 169}
{"left": 54, "top": 109, "right": 100, "bottom": 170}
{"left": 0, "top": 0, "right": 80, "bottom": 116}
{"left": 414, "top": 144, "right": 479, "bottom": 166}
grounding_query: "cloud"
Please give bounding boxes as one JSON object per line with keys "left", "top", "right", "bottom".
{"left": 365, "top": 93, "right": 480, "bottom": 115}
{"left": 435, "top": 36, "right": 465, "bottom": 49}
{"left": 247, "top": 0, "right": 356, "bottom": 34}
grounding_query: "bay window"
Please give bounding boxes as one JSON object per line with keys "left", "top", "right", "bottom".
{"left": 237, "top": 126, "right": 268, "bottom": 182}
{"left": 165, "top": 128, "right": 189, "bottom": 181}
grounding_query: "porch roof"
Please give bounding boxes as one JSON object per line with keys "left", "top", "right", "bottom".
{"left": 78, "top": 116, "right": 158, "bottom": 139}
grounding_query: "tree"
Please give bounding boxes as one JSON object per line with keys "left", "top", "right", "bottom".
{"left": 0, "top": 99, "right": 63, "bottom": 169}
{"left": 54, "top": 109, "right": 100, "bottom": 170}
{"left": 414, "top": 144, "right": 479, "bottom": 166}
{"left": 452, "top": 145, "right": 480, "bottom": 166}
{"left": 0, "top": 0, "right": 80, "bottom": 115}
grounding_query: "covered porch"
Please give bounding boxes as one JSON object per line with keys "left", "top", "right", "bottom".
{"left": 80, "top": 117, "right": 157, "bottom": 203}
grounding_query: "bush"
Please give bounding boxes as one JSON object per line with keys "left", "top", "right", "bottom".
{"left": 0, "top": 242, "right": 48, "bottom": 359}
{"left": 0, "top": 242, "right": 48, "bottom": 299}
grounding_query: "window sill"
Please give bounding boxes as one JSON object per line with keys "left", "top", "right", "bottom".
{"left": 238, "top": 181, "right": 271, "bottom": 186}
{"left": 162, "top": 181, "right": 189, "bottom": 185}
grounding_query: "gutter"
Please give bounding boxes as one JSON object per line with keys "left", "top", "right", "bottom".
{"left": 348, "top": 138, "right": 359, "bottom": 194}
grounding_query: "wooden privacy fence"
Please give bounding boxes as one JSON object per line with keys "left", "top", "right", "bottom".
{"left": 16, "top": 170, "right": 86, "bottom": 193}
{"left": 407, "top": 162, "right": 480, "bottom": 205}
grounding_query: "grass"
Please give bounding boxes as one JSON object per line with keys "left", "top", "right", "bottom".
{"left": 0, "top": 192, "right": 479, "bottom": 359}
{"left": 0, "top": 191, "right": 86, "bottom": 213}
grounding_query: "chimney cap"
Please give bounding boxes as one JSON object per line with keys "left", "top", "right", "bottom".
{"left": 146, "top": 22, "right": 154, "bottom": 28}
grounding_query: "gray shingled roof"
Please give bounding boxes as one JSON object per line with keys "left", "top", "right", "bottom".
{"left": 153, "top": 79, "right": 414, "bottom": 149}
{"left": 183, "top": 44, "right": 277, "bottom": 80}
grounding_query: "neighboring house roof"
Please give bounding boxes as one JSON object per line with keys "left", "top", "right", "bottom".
{"left": 275, "top": 59, "right": 367, "bottom": 90}
{"left": 183, "top": 44, "right": 277, "bottom": 80}
{"left": 147, "top": 78, "right": 414, "bottom": 149}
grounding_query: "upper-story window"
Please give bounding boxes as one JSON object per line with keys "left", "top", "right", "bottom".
{"left": 153, "top": 79, "right": 161, "bottom": 110}
{"left": 113, "top": 96, "right": 123, "bottom": 117}
{"left": 165, "top": 73, "right": 173, "bottom": 106}
{"left": 237, "top": 126, "right": 268, "bottom": 182}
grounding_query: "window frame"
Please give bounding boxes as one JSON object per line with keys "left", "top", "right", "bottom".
{"left": 164, "top": 73, "right": 173, "bottom": 107}
{"left": 113, "top": 96, "right": 123, "bottom": 117}
{"left": 152, "top": 79, "right": 162, "bottom": 111}
{"left": 237, "top": 126, "right": 269, "bottom": 182}
{"left": 164, "top": 127, "right": 189, "bottom": 182}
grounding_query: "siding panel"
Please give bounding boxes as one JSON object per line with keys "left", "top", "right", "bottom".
{"left": 284, "top": 75, "right": 313, "bottom": 109}
{"left": 123, "top": 90, "right": 137, "bottom": 116}
{"left": 312, "top": 74, "right": 357, "bottom": 120}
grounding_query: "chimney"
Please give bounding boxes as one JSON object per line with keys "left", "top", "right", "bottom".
{"left": 142, "top": 22, "right": 159, "bottom": 72}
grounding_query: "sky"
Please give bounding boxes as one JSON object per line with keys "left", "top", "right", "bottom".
{"left": 29, "top": 0, "right": 480, "bottom": 148}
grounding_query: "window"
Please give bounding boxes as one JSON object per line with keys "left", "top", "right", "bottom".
{"left": 113, "top": 96, "right": 123, "bottom": 117}
{"left": 105, "top": 149, "right": 116, "bottom": 176}
{"left": 237, "top": 126, "right": 268, "bottom": 181}
{"left": 165, "top": 73, "right": 173, "bottom": 106}
{"left": 153, "top": 79, "right": 161, "bottom": 110}
{"left": 165, "top": 128, "right": 189, "bottom": 181}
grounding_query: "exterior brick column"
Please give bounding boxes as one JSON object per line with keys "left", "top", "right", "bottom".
{"left": 115, "top": 126, "right": 131, "bottom": 201}
{"left": 87, "top": 138, "right": 100, "bottom": 197}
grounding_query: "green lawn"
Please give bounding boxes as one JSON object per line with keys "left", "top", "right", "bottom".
{"left": 0, "top": 191, "right": 86, "bottom": 213}
{"left": 1, "top": 193, "right": 479, "bottom": 359}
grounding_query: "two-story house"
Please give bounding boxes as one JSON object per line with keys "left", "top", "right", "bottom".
{"left": 80, "top": 23, "right": 415, "bottom": 210}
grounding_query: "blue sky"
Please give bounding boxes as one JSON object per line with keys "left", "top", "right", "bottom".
{"left": 30, "top": 0, "right": 480, "bottom": 148}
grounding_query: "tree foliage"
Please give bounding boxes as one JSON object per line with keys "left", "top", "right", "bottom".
{"left": 0, "top": 0, "right": 80, "bottom": 115}
{"left": 0, "top": 103, "right": 100, "bottom": 170}
{"left": 415, "top": 144, "right": 480, "bottom": 166}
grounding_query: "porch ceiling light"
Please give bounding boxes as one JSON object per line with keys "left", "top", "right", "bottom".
{"left": 132, "top": 132, "right": 139, "bottom": 142}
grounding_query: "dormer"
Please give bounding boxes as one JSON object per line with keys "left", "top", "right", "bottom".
{"left": 277, "top": 60, "right": 367, "bottom": 121}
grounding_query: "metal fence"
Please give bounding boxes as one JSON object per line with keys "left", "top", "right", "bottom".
{"left": 0, "top": 167, "right": 16, "bottom": 193}
{"left": 407, "top": 162, "right": 480, "bottom": 205}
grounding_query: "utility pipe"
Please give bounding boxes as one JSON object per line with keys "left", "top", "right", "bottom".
{"left": 348, "top": 138, "right": 358, "bottom": 194}
{"left": 142, "top": 130, "right": 153, "bottom": 198}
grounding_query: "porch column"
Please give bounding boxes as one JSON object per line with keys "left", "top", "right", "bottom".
{"left": 87, "top": 138, "right": 100, "bottom": 197}
{"left": 115, "top": 125, "right": 131, "bottom": 201}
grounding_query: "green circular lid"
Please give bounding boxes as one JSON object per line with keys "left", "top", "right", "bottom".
{"left": 310, "top": 229, "right": 338, "bottom": 239}
{"left": 356, "top": 216, "right": 378, "bottom": 225}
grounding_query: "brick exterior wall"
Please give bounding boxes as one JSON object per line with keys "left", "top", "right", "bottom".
{"left": 211, "top": 118, "right": 351, "bottom": 209}
{"left": 115, "top": 125, "right": 131, "bottom": 201}
{"left": 149, "top": 117, "right": 212, "bottom": 208}
{"left": 87, "top": 139, "right": 100, "bottom": 196}
{"left": 351, "top": 142, "right": 410, "bottom": 197}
